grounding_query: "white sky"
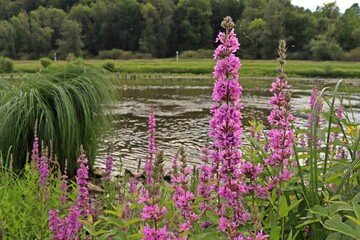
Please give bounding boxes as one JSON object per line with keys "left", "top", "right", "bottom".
{"left": 291, "top": 0, "right": 360, "bottom": 13}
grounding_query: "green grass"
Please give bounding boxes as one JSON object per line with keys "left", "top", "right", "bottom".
{"left": 7, "top": 59, "right": 360, "bottom": 79}
{"left": 0, "top": 61, "right": 116, "bottom": 175}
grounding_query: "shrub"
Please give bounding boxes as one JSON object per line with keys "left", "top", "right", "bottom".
{"left": 0, "top": 56, "right": 14, "bottom": 73}
{"left": 343, "top": 47, "right": 360, "bottom": 61}
{"left": 103, "top": 61, "right": 115, "bottom": 72}
{"left": 309, "top": 39, "right": 344, "bottom": 60}
{"left": 98, "top": 48, "right": 123, "bottom": 59}
{"left": 98, "top": 49, "right": 153, "bottom": 60}
{"left": 179, "top": 49, "right": 213, "bottom": 59}
{"left": 39, "top": 57, "right": 52, "bottom": 69}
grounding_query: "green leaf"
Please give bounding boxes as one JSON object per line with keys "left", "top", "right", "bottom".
{"left": 323, "top": 217, "right": 360, "bottom": 239}
{"left": 94, "top": 219, "right": 102, "bottom": 227}
{"left": 124, "top": 218, "right": 141, "bottom": 228}
{"left": 353, "top": 193, "right": 360, "bottom": 220}
{"left": 269, "top": 226, "right": 281, "bottom": 240}
{"left": 309, "top": 205, "right": 329, "bottom": 217}
{"left": 93, "top": 230, "right": 111, "bottom": 237}
{"left": 102, "top": 216, "right": 123, "bottom": 227}
{"left": 288, "top": 199, "right": 303, "bottom": 213}
{"left": 279, "top": 195, "right": 289, "bottom": 218}
{"left": 127, "top": 233, "right": 144, "bottom": 239}
{"left": 326, "top": 232, "right": 343, "bottom": 240}
{"left": 81, "top": 221, "right": 95, "bottom": 236}
{"left": 296, "top": 219, "right": 321, "bottom": 229}
{"left": 345, "top": 215, "right": 360, "bottom": 226}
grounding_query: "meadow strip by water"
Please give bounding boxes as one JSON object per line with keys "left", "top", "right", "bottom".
{"left": 7, "top": 59, "right": 360, "bottom": 79}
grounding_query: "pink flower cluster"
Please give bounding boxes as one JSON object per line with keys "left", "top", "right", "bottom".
{"left": 265, "top": 69, "right": 295, "bottom": 184}
{"left": 76, "top": 147, "right": 91, "bottom": 218}
{"left": 49, "top": 148, "right": 91, "bottom": 239}
{"left": 139, "top": 111, "right": 170, "bottom": 239}
{"left": 200, "top": 16, "right": 250, "bottom": 239}
{"left": 143, "top": 224, "right": 170, "bottom": 240}
{"left": 144, "top": 111, "right": 158, "bottom": 186}
{"left": 197, "top": 146, "right": 212, "bottom": 222}
{"left": 32, "top": 132, "right": 50, "bottom": 187}
{"left": 171, "top": 152, "right": 198, "bottom": 234}
{"left": 196, "top": 16, "right": 270, "bottom": 239}
{"left": 49, "top": 206, "right": 81, "bottom": 240}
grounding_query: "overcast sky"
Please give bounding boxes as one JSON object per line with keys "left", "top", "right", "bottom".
{"left": 291, "top": 0, "right": 360, "bottom": 13}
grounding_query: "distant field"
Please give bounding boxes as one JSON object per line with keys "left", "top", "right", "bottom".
{"left": 9, "top": 59, "right": 360, "bottom": 79}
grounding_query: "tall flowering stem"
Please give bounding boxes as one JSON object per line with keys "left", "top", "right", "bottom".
{"left": 104, "top": 153, "right": 113, "bottom": 182}
{"left": 265, "top": 40, "right": 295, "bottom": 185}
{"left": 139, "top": 111, "right": 170, "bottom": 239}
{"left": 171, "top": 147, "right": 198, "bottom": 236}
{"left": 76, "top": 146, "right": 91, "bottom": 218}
{"left": 49, "top": 206, "right": 82, "bottom": 240}
{"left": 207, "top": 16, "right": 248, "bottom": 239}
{"left": 32, "top": 128, "right": 50, "bottom": 187}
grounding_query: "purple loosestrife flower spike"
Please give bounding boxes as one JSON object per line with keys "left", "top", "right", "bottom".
{"left": 32, "top": 128, "right": 50, "bottom": 187}
{"left": 144, "top": 110, "right": 157, "bottom": 185}
{"left": 76, "top": 146, "right": 91, "bottom": 218}
{"left": 60, "top": 174, "right": 68, "bottom": 207}
{"left": 140, "top": 111, "right": 171, "bottom": 238}
{"left": 48, "top": 206, "right": 82, "bottom": 240}
{"left": 38, "top": 145, "right": 50, "bottom": 187}
{"left": 206, "top": 16, "right": 249, "bottom": 239}
{"left": 32, "top": 127, "right": 39, "bottom": 164}
{"left": 265, "top": 40, "right": 295, "bottom": 185}
{"left": 171, "top": 148, "right": 198, "bottom": 235}
{"left": 104, "top": 153, "right": 113, "bottom": 181}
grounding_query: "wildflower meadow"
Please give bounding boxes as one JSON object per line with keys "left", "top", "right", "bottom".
{"left": 0, "top": 16, "right": 359, "bottom": 240}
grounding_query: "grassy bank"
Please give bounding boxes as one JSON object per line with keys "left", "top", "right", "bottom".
{"left": 7, "top": 59, "right": 360, "bottom": 79}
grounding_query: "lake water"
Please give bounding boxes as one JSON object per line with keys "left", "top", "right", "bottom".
{"left": 95, "top": 79, "right": 360, "bottom": 175}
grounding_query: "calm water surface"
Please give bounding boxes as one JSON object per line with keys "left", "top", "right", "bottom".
{"left": 95, "top": 79, "right": 360, "bottom": 175}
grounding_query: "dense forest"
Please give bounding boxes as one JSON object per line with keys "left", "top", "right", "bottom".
{"left": 0, "top": 0, "right": 359, "bottom": 60}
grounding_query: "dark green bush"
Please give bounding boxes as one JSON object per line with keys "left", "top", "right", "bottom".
{"left": 39, "top": 57, "right": 52, "bottom": 69}
{"left": 98, "top": 49, "right": 152, "bottom": 60}
{"left": 103, "top": 62, "right": 115, "bottom": 72}
{"left": 343, "top": 47, "right": 360, "bottom": 61}
{"left": 0, "top": 57, "right": 14, "bottom": 73}
{"left": 179, "top": 49, "right": 213, "bottom": 59}
{"left": 309, "top": 39, "right": 344, "bottom": 61}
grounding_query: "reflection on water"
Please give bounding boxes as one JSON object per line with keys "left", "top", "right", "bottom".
{"left": 96, "top": 80, "right": 360, "bottom": 174}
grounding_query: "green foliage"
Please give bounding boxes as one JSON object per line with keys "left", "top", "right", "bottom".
{"left": 176, "top": 0, "right": 213, "bottom": 51}
{"left": 0, "top": 61, "right": 116, "bottom": 175}
{"left": 103, "top": 61, "right": 115, "bottom": 72}
{"left": 0, "top": 159, "right": 77, "bottom": 239}
{"left": 344, "top": 47, "right": 360, "bottom": 61}
{"left": 292, "top": 80, "right": 360, "bottom": 239}
{"left": 179, "top": 49, "right": 213, "bottom": 59}
{"left": 309, "top": 39, "right": 344, "bottom": 60}
{"left": 0, "top": 1, "right": 360, "bottom": 59}
{"left": 139, "top": 0, "right": 174, "bottom": 57}
{"left": 57, "top": 19, "right": 83, "bottom": 59}
{"left": 39, "top": 57, "right": 52, "bottom": 69}
{"left": 98, "top": 49, "right": 145, "bottom": 60}
{"left": 0, "top": 56, "right": 13, "bottom": 72}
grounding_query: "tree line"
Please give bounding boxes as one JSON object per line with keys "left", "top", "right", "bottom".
{"left": 0, "top": 0, "right": 359, "bottom": 60}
